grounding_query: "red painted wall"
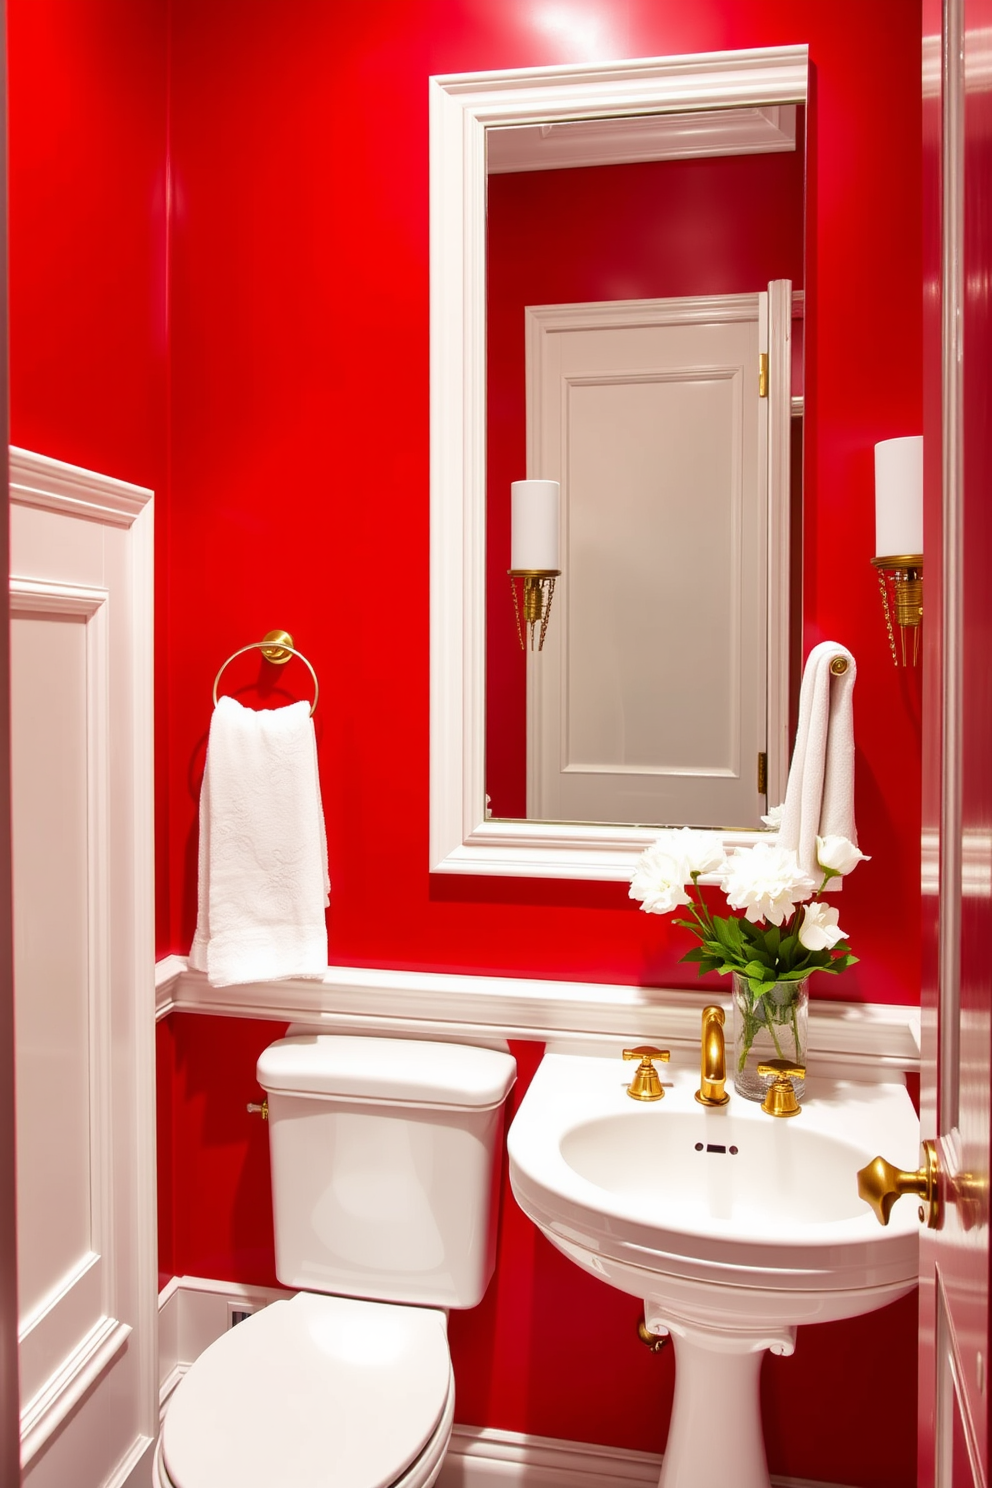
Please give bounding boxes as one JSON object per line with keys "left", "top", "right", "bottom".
{"left": 158, "top": 1, "right": 921, "bottom": 1474}
{"left": 485, "top": 144, "right": 806, "bottom": 818}
{"left": 6, "top": 0, "right": 923, "bottom": 1482}
{"left": 7, "top": 0, "right": 172, "bottom": 927}
{"left": 163, "top": 0, "right": 922, "bottom": 1005}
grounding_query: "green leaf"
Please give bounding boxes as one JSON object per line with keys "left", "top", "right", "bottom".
{"left": 748, "top": 977, "right": 767, "bottom": 998}
{"left": 744, "top": 959, "right": 768, "bottom": 981}
{"left": 819, "top": 953, "right": 858, "bottom": 974}
{"left": 764, "top": 926, "right": 781, "bottom": 955}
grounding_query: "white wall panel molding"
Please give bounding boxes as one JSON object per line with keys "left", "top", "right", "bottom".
{"left": 9, "top": 446, "right": 152, "bottom": 528}
{"left": 9, "top": 579, "right": 109, "bottom": 617}
{"left": 157, "top": 959, "right": 921, "bottom": 1075}
{"left": 20, "top": 1317, "right": 131, "bottom": 1467}
{"left": 11, "top": 449, "right": 157, "bottom": 1488}
{"left": 154, "top": 955, "right": 187, "bottom": 1021}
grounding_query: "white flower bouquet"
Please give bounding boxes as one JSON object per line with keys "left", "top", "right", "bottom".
{"left": 629, "top": 827, "right": 867, "bottom": 1092}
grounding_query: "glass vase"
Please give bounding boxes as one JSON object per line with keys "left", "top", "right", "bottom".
{"left": 731, "top": 970, "right": 808, "bottom": 1103}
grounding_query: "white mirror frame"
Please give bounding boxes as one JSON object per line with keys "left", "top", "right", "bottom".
{"left": 429, "top": 45, "right": 809, "bottom": 880}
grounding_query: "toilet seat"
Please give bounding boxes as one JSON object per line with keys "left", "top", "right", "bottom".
{"left": 158, "top": 1293, "right": 454, "bottom": 1488}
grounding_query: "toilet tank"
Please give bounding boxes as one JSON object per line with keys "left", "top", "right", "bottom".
{"left": 257, "top": 1035, "right": 517, "bottom": 1309}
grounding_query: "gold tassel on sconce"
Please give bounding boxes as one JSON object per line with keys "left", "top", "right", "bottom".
{"left": 873, "top": 437, "right": 923, "bottom": 668}
{"left": 508, "top": 479, "right": 561, "bottom": 652}
{"left": 508, "top": 570, "right": 559, "bottom": 652}
{"left": 871, "top": 556, "right": 923, "bottom": 667}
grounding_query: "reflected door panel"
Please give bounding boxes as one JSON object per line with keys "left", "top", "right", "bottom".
{"left": 526, "top": 295, "right": 774, "bottom": 827}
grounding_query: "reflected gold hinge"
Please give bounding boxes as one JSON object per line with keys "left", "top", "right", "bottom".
{"left": 758, "top": 352, "right": 769, "bottom": 398}
{"left": 757, "top": 752, "right": 767, "bottom": 794}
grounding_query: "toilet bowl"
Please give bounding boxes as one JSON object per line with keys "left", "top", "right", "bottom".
{"left": 155, "top": 1036, "right": 516, "bottom": 1488}
{"left": 155, "top": 1293, "right": 455, "bottom": 1488}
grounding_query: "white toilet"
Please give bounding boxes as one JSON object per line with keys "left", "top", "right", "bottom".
{"left": 155, "top": 1034, "right": 517, "bottom": 1488}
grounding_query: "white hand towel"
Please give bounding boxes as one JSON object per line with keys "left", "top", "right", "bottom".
{"left": 777, "top": 640, "right": 857, "bottom": 884}
{"left": 189, "top": 697, "right": 330, "bottom": 987}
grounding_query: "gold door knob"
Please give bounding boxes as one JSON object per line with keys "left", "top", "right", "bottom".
{"left": 857, "top": 1140, "right": 939, "bottom": 1228}
{"left": 756, "top": 1060, "right": 805, "bottom": 1118}
{"left": 623, "top": 1046, "right": 671, "bottom": 1101}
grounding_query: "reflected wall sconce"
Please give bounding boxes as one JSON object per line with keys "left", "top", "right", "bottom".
{"left": 508, "top": 479, "right": 560, "bottom": 651}
{"left": 872, "top": 436, "right": 923, "bottom": 667}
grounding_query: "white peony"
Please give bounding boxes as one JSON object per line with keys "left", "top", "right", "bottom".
{"left": 655, "top": 827, "right": 727, "bottom": 877}
{"left": 816, "top": 835, "right": 871, "bottom": 877}
{"left": 720, "top": 841, "right": 815, "bottom": 926}
{"left": 629, "top": 843, "right": 692, "bottom": 915}
{"left": 798, "top": 901, "right": 847, "bottom": 951}
{"left": 761, "top": 803, "right": 784, "bottom": 830}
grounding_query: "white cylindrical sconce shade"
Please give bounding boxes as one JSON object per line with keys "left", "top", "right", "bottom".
{"left": 874, "top": 436, "right": 923, "bottom": 557}
{"left": 510, "top": 480, "right": 560, "bottom": 572}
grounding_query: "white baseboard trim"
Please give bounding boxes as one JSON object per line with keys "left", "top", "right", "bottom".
{"left": 154, "top": 958, "right": 921, "bottom": 1076}
{"left": 158, "top": 1275, "right": 292, "bottom": 1410}
{"left": 437, "top": 1425, "right": 863, "bottom": 1488}
{"left": 159, "top": 1281, "right": 862, "bottom": 1488}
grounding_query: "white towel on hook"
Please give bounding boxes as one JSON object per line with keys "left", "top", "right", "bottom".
{"left": 189, "top": 697, "right": 330, "bottom": 987}
{"left": 777, "top": 640, "right": 858, "bottom": 884}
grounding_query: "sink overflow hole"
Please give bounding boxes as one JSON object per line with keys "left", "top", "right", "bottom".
{"left": 694, "top": 1142, "right": 739, "bottom": 1155}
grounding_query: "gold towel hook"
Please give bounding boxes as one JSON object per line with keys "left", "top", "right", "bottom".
{"left": 829, "top": 656, "right": 849, "bottom": 676}
{"left": 212, "top": 629, "right": 319, "bottom": 716}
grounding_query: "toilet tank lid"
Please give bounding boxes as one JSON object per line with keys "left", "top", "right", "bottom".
{"left": 257, "top": 1035, "right": 517, "bottom": 1108}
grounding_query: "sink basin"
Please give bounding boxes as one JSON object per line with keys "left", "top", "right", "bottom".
{"left": 507, "top": 1050, "right": 920, "bottom": 1488}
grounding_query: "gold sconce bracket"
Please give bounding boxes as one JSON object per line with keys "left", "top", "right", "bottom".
{"left": 508, "top": 570, "right": 560, "bottom": 651}
{"left": 871, "top": 555, "right": 923, "bottom": 667}
{"left": 622, "top": 1046, "right": 671, "bottom": 1102}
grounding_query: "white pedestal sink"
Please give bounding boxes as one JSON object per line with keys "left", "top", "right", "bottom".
{"left": 507, "top": 1051, "right": 920, "bottom": 1488}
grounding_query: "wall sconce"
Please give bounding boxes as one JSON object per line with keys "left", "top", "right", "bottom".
{"left": 871, "top": 436, "right": 923, "bottom": 667}
{"left": 508, "top": 479, "right": 560, "bottom": 651}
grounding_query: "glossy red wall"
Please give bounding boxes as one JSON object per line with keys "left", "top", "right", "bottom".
{"left": 6, "top": 0, "right": 172, "bottom": 910}
{"left": 6, "top": 0, "right": 923, "bottom": 1481}
{"left": 164, "top": 0, "right": 922, "bottom": 1004}
{"left": 157, "top": 10, "right": 921, "bottom": 1474}
{"left": 485, "top": 145, "right": 806, "bottom": 818}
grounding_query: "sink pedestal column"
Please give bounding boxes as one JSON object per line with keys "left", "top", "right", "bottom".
{"left": 644, "top": 1309, "right": 796, "bottom": 1488}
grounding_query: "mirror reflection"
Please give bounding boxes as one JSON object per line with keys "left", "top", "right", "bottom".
{"left": 484, "top": 107, "right": 805, "bottom": 832}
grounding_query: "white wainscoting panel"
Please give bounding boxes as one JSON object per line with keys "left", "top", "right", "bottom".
{"left": 11, "top": 449, "right": 156, "bottom": 1488}
{"left": 156, "top": 959, "right": 921, "bottom": 1078}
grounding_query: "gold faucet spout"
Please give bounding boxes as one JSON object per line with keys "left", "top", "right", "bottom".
{"left": 695, "top": 1005, "right": 730, "bottom": 1107}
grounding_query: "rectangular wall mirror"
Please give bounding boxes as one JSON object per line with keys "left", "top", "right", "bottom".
{"left": 430, "top": 46, "right": 808, "bottom": 880}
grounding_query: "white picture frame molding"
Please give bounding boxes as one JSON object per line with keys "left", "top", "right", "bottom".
{"left": 429, "top": 45, "right": 809, "bottom": 880}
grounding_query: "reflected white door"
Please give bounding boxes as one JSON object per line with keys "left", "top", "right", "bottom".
{"left": 526, "top": 284, "right": 790, "bottom": 828}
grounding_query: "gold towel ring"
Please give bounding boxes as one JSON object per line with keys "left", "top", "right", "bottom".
{"left": 212, "top": 629, "right": 319, "bottom": 717}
